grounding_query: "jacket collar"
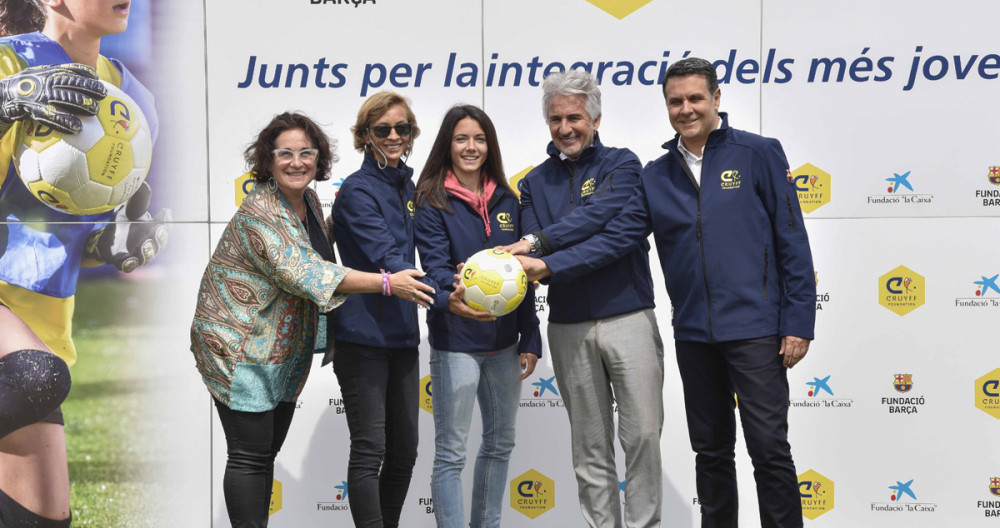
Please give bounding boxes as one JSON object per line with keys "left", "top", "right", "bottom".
{"left": 661, "top": 112, "right": 730, "bottom": 154}
{"left": 546, "top": 131, "right": 605, "bottom": 164}
{"left": 362, "top": 152, "right": 414, "bottom": 188}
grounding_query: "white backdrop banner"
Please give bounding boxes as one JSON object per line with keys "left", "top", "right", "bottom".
{"left": 154, "top": 0, "right": 1000, "bottom": 526}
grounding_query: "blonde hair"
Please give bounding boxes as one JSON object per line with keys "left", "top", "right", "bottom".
{"left": 351, "top": 91, "right": 420, "bottom": 157}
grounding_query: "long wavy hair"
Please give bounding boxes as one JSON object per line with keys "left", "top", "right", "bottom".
{"left": 415, "top": 104, "right": 510, "bottom": 212}
{"left": 0, "top": 0, "right": 45, "bottom": 36}
{"left": 244, "top": 112, "right": 337, "bottom": 183}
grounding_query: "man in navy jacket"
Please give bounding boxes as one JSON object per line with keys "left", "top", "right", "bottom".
{"left": 518, "top": 58, "right": 816, "bottom": 528}
{"left": 505, "top": 69, "right": 665, "bottom": 528}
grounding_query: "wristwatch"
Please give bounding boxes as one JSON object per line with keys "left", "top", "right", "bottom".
{"left": 520, "top": 233, "right": 540, "bottom": 253}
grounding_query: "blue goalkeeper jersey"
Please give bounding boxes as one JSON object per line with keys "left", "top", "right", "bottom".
{"left": 0, "top": 31, "right": 158, "bottom": 298}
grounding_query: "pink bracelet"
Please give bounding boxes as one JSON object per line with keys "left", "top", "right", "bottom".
{"left": 380, "top": 269, "right": 391, "bottom": 297}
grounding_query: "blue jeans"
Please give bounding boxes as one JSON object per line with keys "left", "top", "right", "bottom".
{"left": 430, "top": 345, "right": 521, "bottom": 528}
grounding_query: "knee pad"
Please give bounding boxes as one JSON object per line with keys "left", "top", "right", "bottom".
{"left": 0, "top": 486, "right": 71, "bottom": 528}
{"left": 0, "top": 350, "right": 71, "bottom": 440}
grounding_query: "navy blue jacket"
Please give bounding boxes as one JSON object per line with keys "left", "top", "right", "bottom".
{"left": 414, "top": 186, "right": 541, "bottom": 355}
{"left": 519, "top": 133, "right": 655, "bottom": 324}
{"left": 545, "top": 114, "right": 816, "bottom": 342}
{"left": 331, "top": 154, "right": 420, "bottom": 348}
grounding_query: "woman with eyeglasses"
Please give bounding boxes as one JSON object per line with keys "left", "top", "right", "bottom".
{"left": 414, "top": 105, "right": 540, "bottom": 528}
{"left": 190, "top": 111, "right": 432, "bottom": 528}
{"left": 330, "top": 91, "right": 433, "bottom": 528}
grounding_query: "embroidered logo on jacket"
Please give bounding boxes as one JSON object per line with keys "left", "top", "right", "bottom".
{"left": 580, "top": 178, "right": 596, "bottom": 197}
{"left": 496, "top": 212, "right": 514, "bottom": 232}
{"left": 720, "top": 170, "right": 741, "bottom": 190}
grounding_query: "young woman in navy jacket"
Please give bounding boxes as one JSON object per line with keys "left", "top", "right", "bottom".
{"left": 414, "top": 105, "right": 541, "bottom": 528}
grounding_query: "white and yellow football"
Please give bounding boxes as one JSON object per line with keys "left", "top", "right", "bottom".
{"left": 13, "top": 81, "right": 152, "bottom": 215}
{"left": 461, "top": 248, "right": 528, "bottom": 317}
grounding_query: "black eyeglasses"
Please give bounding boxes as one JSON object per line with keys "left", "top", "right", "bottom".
{"left": 368, "top": 123, "right": 413, "bottom": 138}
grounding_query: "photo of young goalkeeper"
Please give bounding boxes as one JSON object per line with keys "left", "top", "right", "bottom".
{"left": 0, "top": 1, "right": 168, "bottom": 526}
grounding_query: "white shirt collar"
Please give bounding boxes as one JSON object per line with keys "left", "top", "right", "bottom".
{"left": 677, "top": 116, "right": 722, "bottom": 163}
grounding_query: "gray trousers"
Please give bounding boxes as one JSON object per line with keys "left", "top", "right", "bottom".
{"left": 548, "top": 308, "right": 665, "bottom": 528}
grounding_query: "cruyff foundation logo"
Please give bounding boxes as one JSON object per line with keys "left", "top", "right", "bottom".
{"left": 420, "top": 374, "right": 433, "bottom": 414}
{"left": 496, "top": 212, "right": 514, "bottom": 232}
{"left": 719, "top": 169, "right": 741, "bottom": 190}
{"left": 235, "top": 171, "right": 256, "bottom": 207}
{"left": 585, "top": 0, "right": 653, "bottom": 20}
{"left": 798, "top": 469, "right": 834, "bottom": 520}
{"left": 509, "top": 166, "right": 532, "bottom": 200}
{"left": 878, "top": 265, "right": 925, "bottom": 316}
{"left": 975, "top": 368, "right": 1000, "bottom": 419}
{"left": 788, "top": 163, "right": 830, "bottom": 213}
{"left": 270, "top": 478, "right": 282, "bottom": 516}
{"left": 510, "top": 469, "right": 555, "bottom": 519}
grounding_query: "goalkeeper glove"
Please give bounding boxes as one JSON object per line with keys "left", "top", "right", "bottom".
{"left": 85, "top": 182, "right": 171, "bottom": 273}
{"left": 0, "top": 63, "right": 107, "bottom": 135}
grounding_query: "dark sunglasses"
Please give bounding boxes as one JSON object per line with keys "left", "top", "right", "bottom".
{"left": 368, "top": 123, "right": 413, "bottom": 138}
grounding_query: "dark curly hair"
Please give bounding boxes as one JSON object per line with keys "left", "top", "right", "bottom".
{"left": 244, "top": 112, "right": 337, "bottom": 183}
{"left": 0, "top": 0, "right": 46, "bottom": 36}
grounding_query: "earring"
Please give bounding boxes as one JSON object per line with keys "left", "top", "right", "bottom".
{"left": 266, "top": 178, "right": 278, "bottom": 193}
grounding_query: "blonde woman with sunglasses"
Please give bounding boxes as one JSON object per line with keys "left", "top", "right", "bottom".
{"left": 330, "top": 91, "right": 433, "bottom": 528}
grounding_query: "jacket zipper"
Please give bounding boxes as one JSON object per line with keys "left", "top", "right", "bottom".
{"left": 694, "top": 153, "right": 715, "bottom": 342}
{"left": 785, "top": 193, "right": 798, "bottom": 232}
{"left": 398, "top": 185, "right": 410, "bottom": 234}
{"left": 596, "top": 173, "right": 615, "bottom": 198}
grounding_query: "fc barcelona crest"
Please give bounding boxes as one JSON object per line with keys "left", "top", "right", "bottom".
{"left": 989, "top": 166, "right": 1000, "bottom": 186}
{"left": 991, "top": 477, "right": 1000, "bottom": 497}
{"left": 893, "top": 373, "right": 913, "bottom": 393}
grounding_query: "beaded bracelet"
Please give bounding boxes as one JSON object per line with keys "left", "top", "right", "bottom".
{"left": 380, "top": 269, "right": 391, "bottom": 296}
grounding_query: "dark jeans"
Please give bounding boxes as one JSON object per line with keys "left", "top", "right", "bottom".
{"left": 333, "top": 342, "right": 419, "bottom": 528}
{"left": 676, "top": 336, "right": 802, "bottom": 528}
{"left": 213, "top": 398, "right": 296, "bottom": 528}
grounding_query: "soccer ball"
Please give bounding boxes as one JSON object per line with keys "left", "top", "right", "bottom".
{"left": 461, "top": 248, "right": 528, "bottom": 316}
{"left": 13, "top": 81, "right": 152, "bottom": 215}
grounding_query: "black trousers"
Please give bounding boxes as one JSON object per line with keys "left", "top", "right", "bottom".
{"left": 213, "top": 398, "right": 296, "bottom": 528}
{"left": 676, "top": 335, "right": 802, "bottom": 528}
{"left": 333, "top": 342, "right": 419, "bottom": 528}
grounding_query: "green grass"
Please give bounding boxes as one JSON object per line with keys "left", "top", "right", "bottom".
{"left": 61, "top": 277, "right": 163, "bottom": 527}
